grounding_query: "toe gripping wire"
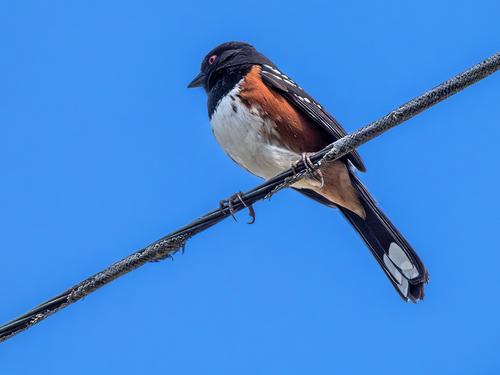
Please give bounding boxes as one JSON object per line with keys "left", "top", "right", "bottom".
{"left": 292, "top": 153, "right": 325, "bottom": 188}
{"left": 220, "top": 192, "right": 256, "bottom": 224}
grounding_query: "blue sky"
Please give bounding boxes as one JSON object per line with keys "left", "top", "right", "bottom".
{"left": 1, "top": 1, "right": 499, "bottom": 374}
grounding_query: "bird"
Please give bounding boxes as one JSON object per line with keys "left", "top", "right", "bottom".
{"left": 188, "top": 41, "right": 429, "bottom": 302}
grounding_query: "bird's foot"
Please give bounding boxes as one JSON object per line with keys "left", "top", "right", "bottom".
{"left": 292, "top": 153, "right": 324, "bottom": 188}
{"left": 219, "top": 192, "right": 256, "bottom": 224}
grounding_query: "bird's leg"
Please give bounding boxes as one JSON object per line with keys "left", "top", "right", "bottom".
{"left": 292, "top": 152, "right": 324, "bottom": 188}
{"left": 219, "top": 196, "right": 238, "bottom": 222}
{"left": 219, "top": 192, "right": 256, "bottom": 224}
{"left": 235, "top": 192, "right": 256, "bottom": 224}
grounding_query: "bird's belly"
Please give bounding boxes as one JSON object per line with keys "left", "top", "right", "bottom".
{"left": 210, "top": 92, "right": 300, "bottom": 180}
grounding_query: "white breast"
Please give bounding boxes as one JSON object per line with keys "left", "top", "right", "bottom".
{"left": 210, "top": 84, "right": 300, "bottom": 180}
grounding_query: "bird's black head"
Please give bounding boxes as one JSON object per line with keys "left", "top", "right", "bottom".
{"left": 187, "top": 41, "right": 272, "bottom": 92}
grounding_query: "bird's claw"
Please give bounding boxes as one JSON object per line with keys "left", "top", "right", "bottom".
{"left": 220, "top": 192, "right": 256, "bottom": 224}
{"left": 292, "top": 153, "right": 324, "bottom": 188}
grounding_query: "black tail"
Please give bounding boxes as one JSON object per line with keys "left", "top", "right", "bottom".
{"left": 339, "top": 172, "right": 429, "bottom": 302}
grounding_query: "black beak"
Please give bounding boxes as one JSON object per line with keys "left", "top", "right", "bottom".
{"left": 187, "top": 72, "right": 206, "bottom": 88}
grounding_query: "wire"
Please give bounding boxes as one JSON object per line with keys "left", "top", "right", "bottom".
{"left": 1, "top": 52, "right": 498, "bottom": 343}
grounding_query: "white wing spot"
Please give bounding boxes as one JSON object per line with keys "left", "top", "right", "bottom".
{"left": 262, "top": 70, "right": 284, "bottom": 81}
{"left": 263, "top": 64, "right": 282, "bottom": 75}
{"left": 263, "top": 65, "right": 297, "bottom": 86}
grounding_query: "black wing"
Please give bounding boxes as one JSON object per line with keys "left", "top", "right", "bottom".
{"left": 260, "top": 64, "right": 366, "bottom": 172}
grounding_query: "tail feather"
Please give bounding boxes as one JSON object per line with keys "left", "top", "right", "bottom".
{"left": 339, "top": 172, "right": 429, "bottom": 302}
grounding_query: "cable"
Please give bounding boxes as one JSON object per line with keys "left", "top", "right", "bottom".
{"left": 1, "top": 52, "right": 498, "bottom": 343}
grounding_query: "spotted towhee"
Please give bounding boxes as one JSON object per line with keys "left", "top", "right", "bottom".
{"left": 188, "top": 41, "right": 428, "bottom": 302}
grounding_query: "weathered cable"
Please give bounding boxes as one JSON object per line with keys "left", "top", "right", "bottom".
{"left": 1, "top": 52, "right": 498, "bottom": 343}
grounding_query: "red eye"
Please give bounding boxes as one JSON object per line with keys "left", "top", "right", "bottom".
{"left": 208, "top": 55, "right": 217, "bottom": 65}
